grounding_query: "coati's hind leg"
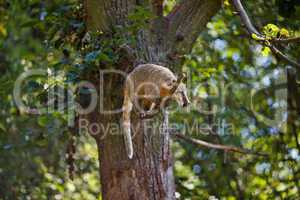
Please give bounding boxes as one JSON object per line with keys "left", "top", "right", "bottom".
{"left": 122, "top": 89, "right": 134, "bottom": 159}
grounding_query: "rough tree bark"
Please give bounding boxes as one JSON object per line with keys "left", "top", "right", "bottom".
{"left": 84, "top": 0, "right": 221, "bottom": 199}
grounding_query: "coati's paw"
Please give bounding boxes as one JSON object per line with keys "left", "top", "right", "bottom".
{"left": 140, "top": 111, "right": 156, "bottom": 119}
{"left": 140, "top": 112, "right": 147, "bottom": 119}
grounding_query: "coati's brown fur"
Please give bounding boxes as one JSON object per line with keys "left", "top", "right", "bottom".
{"left": 122, "top": 64, "right": 190, "bottom": 159}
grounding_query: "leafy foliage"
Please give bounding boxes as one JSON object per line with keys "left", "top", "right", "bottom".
{"left": 0, "top": 0, "right": 299, "bottom": 199}
{"left": 171, "top": 1, "right": 300, "bottom": 199}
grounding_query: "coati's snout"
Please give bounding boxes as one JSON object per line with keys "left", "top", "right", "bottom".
{"left": 172, "top": 83, "right": 190, "bottom": 107}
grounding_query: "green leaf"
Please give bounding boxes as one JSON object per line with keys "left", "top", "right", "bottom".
{"left": 261, "top": 46, "right": 271, "bottom": 57}
{"left": 252, "top": 33, "right": 261, "bottom": 40}
{"left": 263, "top": 24, "right": 279, "bottom": 38}
{"left": 0, "top": 122, "right": 6, "bottom": 132}
{"left": 98, "top": 53, "right": 112, "bottom": 62}
{"left": 279, "top": 28, "right": 289, "bottom": 38}
{"left": 38, "top": 116, "right": 50, "bottom": 127}
{"left": 0, "top": 23, "right": 7, "bottom": 37}
{"left": 21, "top": 20, "right": 41, "bottom": 28}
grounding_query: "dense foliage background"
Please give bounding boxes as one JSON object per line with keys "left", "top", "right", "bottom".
{"left": 0, "top": 0, "right": 299, "bottom": 199}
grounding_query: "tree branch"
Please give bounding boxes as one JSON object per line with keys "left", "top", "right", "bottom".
{"left": 166, "top": 0, "right": 221, "bottom": 54}
{"left": 173, "top": 132, "right": 269, "bottom": 157}
{"left": 231, "top": 0, "right": 300, "bottom": 68}
{"left": 268, "top": 45, "right": 300, "bottom": 68}
{"left": 231, "top": 0, "right": 261, "bottom": 36}
{"left": 273, "top": 37, "right": 300, "bottom": 44}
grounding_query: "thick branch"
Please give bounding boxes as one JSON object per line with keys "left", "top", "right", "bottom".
{"left": 173, "top": 133, "right": 269, "bottom": 157}
{"left": 166, "top": 0, "right": 221, "bottom": 54}
{"left": 85, "top": 0, "right": 142, "bottom": 31}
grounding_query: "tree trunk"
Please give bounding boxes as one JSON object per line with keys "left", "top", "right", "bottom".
{"left": 287, "top": 68, "right": 300, "bottom": 152}
{"left": 83, "top": 0, "right": 221, "bottom": 199}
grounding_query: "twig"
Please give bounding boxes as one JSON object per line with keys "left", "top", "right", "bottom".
{"left": 172, "top": 132, "right": 269, "bottom": 157}
{"left": 268, "top": 45, "right": 300, "bottom": 68}
{"left": 273, "top": 37, "right": 300, "bottom": 44}
{"left": 231, "top": 0, "right": 300, "bottom": 68}
{"left": 231, "top": 0, "right": 261, "bottom": 36}
{"left": 170, "top": 73, "right": 186, "bottom": 94}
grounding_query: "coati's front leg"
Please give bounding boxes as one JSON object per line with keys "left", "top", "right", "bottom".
{"left": 140, "top": 96, "right": 170, "bottom": 119}
{"left": 140, "top": 102, "right": 157, "bottom": 119}
{"left": 139, "top": 87, "right": 161, "bottom": 119}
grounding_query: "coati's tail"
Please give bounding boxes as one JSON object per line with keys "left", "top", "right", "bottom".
{"left": 122, "top": 83, "right": 133, "bottom": 159}
{"left": 123, "top": 122, "right": 133, "bottom": 159}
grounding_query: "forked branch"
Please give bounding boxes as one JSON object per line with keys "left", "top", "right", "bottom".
{"left": 232, "top": 0, "right": 300, "bottom": 68}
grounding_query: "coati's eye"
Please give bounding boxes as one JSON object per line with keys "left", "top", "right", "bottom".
{"left": 172, "top": 79, "right": 176, "bottom": 83}
{"left": 165, "top": 78, "right": 175, "bottom": 87}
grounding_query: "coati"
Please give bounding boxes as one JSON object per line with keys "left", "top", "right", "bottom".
{"left": 122, "top": 64, "right": 190, "bottom": 159}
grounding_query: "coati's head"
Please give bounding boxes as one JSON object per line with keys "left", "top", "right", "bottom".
{"left": 161, "top": 74, "right": 190, "bottom": 107}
